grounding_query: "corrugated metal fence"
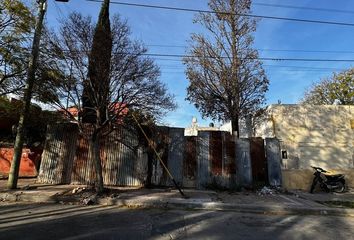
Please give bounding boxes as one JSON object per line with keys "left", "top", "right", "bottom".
{"left": 38, "top": 124, "right": 282, "bottom": 189}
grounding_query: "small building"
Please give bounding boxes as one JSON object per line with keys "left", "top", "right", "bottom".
{"left": 257, "top": 104, "right": 354, "bottom": 190}
{"left": 184, "top": 117, "right": 220, "bottom": 136}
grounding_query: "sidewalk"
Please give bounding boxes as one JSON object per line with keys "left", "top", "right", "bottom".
{"left": 1, "top": 178, "right": 354, "bottom": 217}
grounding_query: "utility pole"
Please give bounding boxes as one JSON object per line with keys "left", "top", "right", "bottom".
{"left": 7, "top": 0, "right": 69, "bottom": 189}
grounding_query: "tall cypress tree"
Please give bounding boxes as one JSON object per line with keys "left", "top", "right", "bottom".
{"left": 83, "top": 0, "right": 112, "bottom": 192}
{"left": 82, "top": 0, "right": 112, "bottom": 124}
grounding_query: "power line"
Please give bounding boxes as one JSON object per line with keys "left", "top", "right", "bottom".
{"left": 253, "top": 2, "right": 354, "bottom": 15}
{"left": 49, "top": 48, "right": 354, "bottom": 62}
{"left": 9, "top": 38, "right": 354, "bottom": 54}
{"left": 33, "top": 46, "right": 354, "bottom": 62}
{"left": 159, "top": 64, "right": 345, "bottom": 71}
{"left": 4, "top": 31, "right": 354, "bottom": 55}
{"left": 258, "top": 49, "right": 354, "bottom": 54}
{"left": 140, "top": 53, "right": 354, "bottom": 62}
{"left": 160, "top": 69, "right": 340, "bottom": 74}
{"left": 147, "top": 44, "right": 354, "bottom": 54}
{"left": 263, "top": 65, "right": 344, "bottom": 71}
{"left": 86, "top": 0, "right": 354, "bottom": 27}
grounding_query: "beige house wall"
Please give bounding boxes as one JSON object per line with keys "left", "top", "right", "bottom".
{"left": 258, "top": 104, "right": 354, "bottom": 189}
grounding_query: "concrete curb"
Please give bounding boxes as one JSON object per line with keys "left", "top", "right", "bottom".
{"left": 0, "top": 190, "right": 58, "bottom": 203}
{"left": 2, "top": 191, "right": 354, "bottom": 217}
{"left": 96, "top": 198, "right": 354, "bottom": 217}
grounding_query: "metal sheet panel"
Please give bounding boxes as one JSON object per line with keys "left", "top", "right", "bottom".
{"left": 210, "top": 131, "right": 222, "bottom": 175}
{"left": 250, "top": 138, "right": 268, "bottom": 184}
{"left": 183, "top": 136, "right": 197, "bottom": 187}
{"left": 155, "top": 126, "right": 170, "bottom": 186}
{"left": 120, "top": 128, "right": 141, "bottom": 186}
{"left": 108, "top": 127, "right": 143, "bottom": 186}
{"left": 167, "top": 127, "right": 184, "bottom": 186}
{"left": 38, "top": 123, "right": 78, "bottom": 184}
{"left": 39, "top": 125, "right": 147, "bottom": 186}
{"left": 134, "top": 146, "right": 148, "bottom": 184}
{"left": 148, "top": 126, "right": 170, "bottom": 186}
{"left": 71, "top": 126, "right": 95, "bottom": 185}
{"left": 265, "top": 138, "right": 282, "bottom": 186}
{"left": 235, "top": 138, "right": 252, "bottom": 187}
{"left": 223, "top": 132, "right": 236, "bottom": 175}
{"left": 38, "top": 125, "right": 61, "bottom": 184}
{"left": 197, "top": 131, "right": 210, "bottom": 189}
{"left": 213, "top": 132, "right": 236, "bottom": 188}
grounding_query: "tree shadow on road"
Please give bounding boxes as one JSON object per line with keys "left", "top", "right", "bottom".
{"left": 0, "top": 204, "right": 353, "bottom": 240}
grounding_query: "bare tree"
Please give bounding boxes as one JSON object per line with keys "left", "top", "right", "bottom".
{"left": 301, "top": 68, "right": 354, "bottom": 105}
{"left": 42, "top": 12, "right": 176, "bottom": 192}
{"left": 183, "top": 0, "right": 268, "bottom": 137}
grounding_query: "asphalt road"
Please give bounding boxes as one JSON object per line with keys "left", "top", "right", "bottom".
{"left": 0, "top": 203, "right": 353, "bottom": 240}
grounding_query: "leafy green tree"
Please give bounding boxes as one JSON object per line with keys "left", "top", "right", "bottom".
{"left": 301, "top": 68, "right": 354, "bottom": 105}
{"left": 0, "top": 96, "right": 62, "bottom": 144}
{"left": 7, "top": 0, "right": 47, "bottom": 189}
{"left": 0, "top": 0, "right": 34, "bottom": 95}
{"left": 183, "top": 0, "right": 268, "bottom": 137}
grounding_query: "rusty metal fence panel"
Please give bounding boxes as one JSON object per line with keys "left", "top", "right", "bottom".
{"left": 39, "top": 124, "right": 147, "bottom": 186}
{"left": 167, "top": 128, "right": 184, "bottom": 186}
{"left": 38, "top": 123, "right": 273, "bottom": 189}
{"left": 265, "top": 138, "right": 282, "bottom": 186}
{"left": 183, "top": 136, "right": 197, "bottom": 188}
{"left": 197, "top": 131, "right": 210, "bottom": 189}
{"left": 210, "top": 131, "right": 222, "bottom": 175}
{"left": 223, "top": 132, "right": 236, "bottom": 175}
{"left": 236, "top": 138, "right": 252, "bottom": 187}
{"left": 113, "top": 128, "right": 143, "bottom": 186}
{"left": 38, "top": 123, "right": 78, "bottom": 184}
{"left": 102, "top": 127, "right": 143, "bottom": 186}
{"left": 250, "top": 138, "right": 268, "bottom": 185}
{"left": 71, "top": 126, "right": 95, "bottom": 185}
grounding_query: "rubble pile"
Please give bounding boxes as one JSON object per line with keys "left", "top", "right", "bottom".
{"left": 258, "top": 186, "right": 274, "bottom": 196}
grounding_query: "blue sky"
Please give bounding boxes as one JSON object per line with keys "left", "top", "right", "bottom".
{"left": 45, "top": 0, "right": 354, "bottom": 127}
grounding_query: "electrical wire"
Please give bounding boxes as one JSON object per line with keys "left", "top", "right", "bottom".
{"left": 253, "top": 2, "right": 354, "bottom": 15}
{"left": 158, "top": 64, "right": 345, "bottom": 71}
{"left": 86, "top": 0, "right": 354, "bottom": 27}
{"left": 43, "top": 49, "right": 354, "bottom": 62}
{"left": 147, "top": 44, "right": 354, "bottom": 54}
{"left": 138, "top": 53, "right": 354, "bottom": 62}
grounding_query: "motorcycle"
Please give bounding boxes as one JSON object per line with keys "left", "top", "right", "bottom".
{"left": 310, "top": 166, "right": 346, "bottom": 193}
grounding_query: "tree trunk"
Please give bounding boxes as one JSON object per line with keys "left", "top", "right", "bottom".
{"left": 7, "top": 122, "right": 26, "bottom": 189}
{"left": 7, "top": 0, "right": 46, "bottom": 189}
{"left": 90, "top": 132, "right": 104, "bottom": 193}
{"left": 231, "top": 116, "right": 240, "bottom": 138}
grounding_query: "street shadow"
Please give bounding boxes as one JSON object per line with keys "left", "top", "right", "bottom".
{"left": 0, "top": 203, "right": 353, "bottom": 240}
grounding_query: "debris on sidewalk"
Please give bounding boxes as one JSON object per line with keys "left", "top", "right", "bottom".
{"left": 52, "top": 186, "right": 126, "bottom": 205}
{"left": 72, "top": 187, "right": 85, "bottom": 194}
{"left": 258, "top": 186, "right": 274, "bottom": 196}
{"left": 110, "top": 193, "right": 120, "bottom": 199}
{"left": 81, "top": 195, "right": 97, "bottom": 205}
{"left": 21, "top": 185, "right": 37, "bottom": 190}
